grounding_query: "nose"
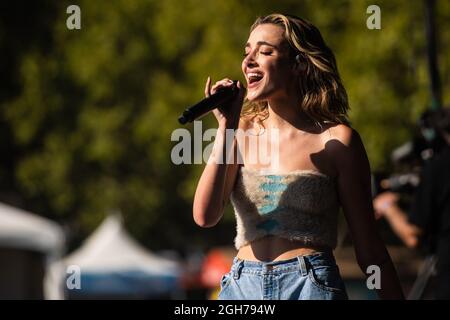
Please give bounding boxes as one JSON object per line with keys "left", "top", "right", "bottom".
{"left": 243, "top": 52, "right": 258, "bottom": 69}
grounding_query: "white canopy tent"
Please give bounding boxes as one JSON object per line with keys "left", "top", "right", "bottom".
{"left": 0, "top": 202, "right": 64, "bottom": 255}
{"left": 46, "top": 214, "right": 182, "bottom": 299}
{"left": 0, "top": 202, "right": 65, "bottom": 299}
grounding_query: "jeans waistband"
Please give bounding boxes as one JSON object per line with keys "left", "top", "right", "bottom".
{"left": 230, "top": 251, "right": 337, "bottom": 279}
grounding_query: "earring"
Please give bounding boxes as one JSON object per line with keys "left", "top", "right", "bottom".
{"left": 295, "top": 54, "right": 301, "bottom": 63}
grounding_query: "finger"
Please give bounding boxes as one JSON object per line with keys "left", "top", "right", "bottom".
{"left": 220, "top": 78, "right": 232, "bottom": 84}
{"left": 204, "top": 76, "right": 211, "bottom": 97}
{"left": 211, "top": 80, "right": 234, "bottom": 94}
{"left": 215, "top": 79, "right": 234, "bottom": 87}
{"left": 236, "top": 80, "right": 245, "bottom": 93}
{"left": 236, "top": 81, "right": 246, "bottom": 99}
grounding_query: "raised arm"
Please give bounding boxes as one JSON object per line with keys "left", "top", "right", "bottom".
{"left": 193, "top": 122, "right": 242, "bottom": 227}
{"left": 192, "top": 78, "right": 246, "bottom": 227}
{"left": 327, "top": 125, "right": 405, "bottom": 300}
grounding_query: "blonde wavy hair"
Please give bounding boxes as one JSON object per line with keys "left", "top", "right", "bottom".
{"left": 241, "top": 13, "right": 350, "bottom": 126}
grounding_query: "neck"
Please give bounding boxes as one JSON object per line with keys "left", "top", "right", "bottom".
{"left": 266, "top": 94, "right": 312, "bottom": 130}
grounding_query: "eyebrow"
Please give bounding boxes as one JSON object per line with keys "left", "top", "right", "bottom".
{"left": 245, "top": 41, "right": 278, "bottom": 49}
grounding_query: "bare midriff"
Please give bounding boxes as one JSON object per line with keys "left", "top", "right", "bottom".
{"left": 236, "top": 235, "right": 329, "bottom": 262}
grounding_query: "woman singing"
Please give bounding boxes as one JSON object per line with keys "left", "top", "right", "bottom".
{"left": 193, "top": 13, "right": 404, "bottom": 300}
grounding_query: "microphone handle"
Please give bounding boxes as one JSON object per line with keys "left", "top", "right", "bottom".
{"left": 178, "top": 84, "right": 237, "bottom": 124}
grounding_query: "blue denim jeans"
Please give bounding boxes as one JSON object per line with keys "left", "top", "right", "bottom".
{"left": 218, "top": 251, "right": 348, "bottom": 300}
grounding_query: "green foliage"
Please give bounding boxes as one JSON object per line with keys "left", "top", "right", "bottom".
{"left": 0, "top": 0, "right": 449, "bottom": 251}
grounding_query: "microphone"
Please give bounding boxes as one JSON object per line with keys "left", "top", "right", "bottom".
{"left": 178, "top": 81, "right": 238, "bottom": 124}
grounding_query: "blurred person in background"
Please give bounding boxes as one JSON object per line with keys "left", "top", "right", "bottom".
{"left": 193, "top": 13, "right": 404, "bottom": 300}
{"left": 374, "top": 108, "right": 450, "bottom": 299}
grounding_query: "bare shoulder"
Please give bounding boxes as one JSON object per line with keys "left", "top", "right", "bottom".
{"left": 320, "top": 123, "right": 366, "bottom": 153}
{"left": 322, "top": 123, "right": 361, "bottom": 146}
{"left": 320, "top": 124, "right": 369, "bottom": 173}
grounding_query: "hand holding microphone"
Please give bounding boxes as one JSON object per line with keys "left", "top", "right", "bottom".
{"left": 178, "top": 77, "right": 246, "bottom": 128}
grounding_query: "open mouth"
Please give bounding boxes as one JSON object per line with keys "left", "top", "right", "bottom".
{"left": 247, "top": 72, "right": 264, "bottom": 87}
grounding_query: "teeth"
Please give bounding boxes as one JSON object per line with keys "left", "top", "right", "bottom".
{"left": 247, "top": 72, "right": 263, "bottom": 83}
{"left": 247, "top": 72, "right": 262, "bottom": 78}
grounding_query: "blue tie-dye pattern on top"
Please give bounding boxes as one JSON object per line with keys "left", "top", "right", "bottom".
{"left": 230, "top": 167, "right": 340, "bottom": 250}
{"left": 255, "top": 175, "right": 288, "bottom": 232}
{"left": 258, "top": 175, "right": 288, "bottom": 215}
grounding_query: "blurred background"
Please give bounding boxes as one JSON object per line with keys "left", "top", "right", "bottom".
{"left": 0, "top": 0, "right": 449, "bottom": 299}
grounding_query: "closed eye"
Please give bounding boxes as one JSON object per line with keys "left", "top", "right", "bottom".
{"left": 243, "top": 51, "right": 272, "bottom": 57}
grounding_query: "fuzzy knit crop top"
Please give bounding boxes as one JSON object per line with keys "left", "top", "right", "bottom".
{"left": 229, "top": 166, "right": 340, "bottom": 250}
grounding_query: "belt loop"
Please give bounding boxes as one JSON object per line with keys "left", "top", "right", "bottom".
{"left": 297, "top": 255, "right": 308, "bottom": 276}
{"left": 233, "top": 259, "right": 244, "bottom": 280}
